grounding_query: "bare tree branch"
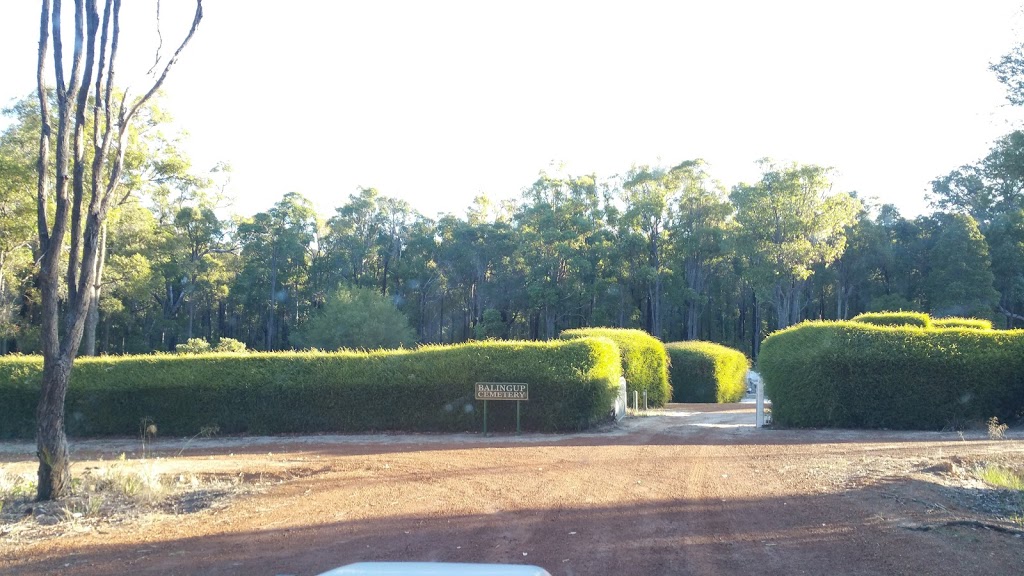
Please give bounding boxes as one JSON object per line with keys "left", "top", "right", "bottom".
{"left": 36, "top": 0, "right": 52, "bottom": 248}
{"left": 998, "top": 304, "right": 1024, "bottom": 323}
{"left": 123, "top": 1, "right": 203, "bottom": 139}
{"left": 67, "top": 0, "right": 100, "bottom": 308}
{"left": 51, "top": 0, "right": 66, "bottom": 99}
{"left": 146, "top": 0, "right": 163, "bottom": 76}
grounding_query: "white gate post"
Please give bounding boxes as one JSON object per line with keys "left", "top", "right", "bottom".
{"left": 755, "top": 372, "right": 765, "bottom": 427}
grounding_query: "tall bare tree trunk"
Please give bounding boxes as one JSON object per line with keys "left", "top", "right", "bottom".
{"left": 651, "top": 274, "right": 662, "bottom": 338}
{"left": 649, "top": 234, "right": 662, "bottom": 339}
{"left": 36, "top": 357, "right": 73, "bottom": 498}
{"left": 266, "top": 244, "right": 278, "bottom": 350}
{"left": 773, "top": 283, "right": 789, "bottom": 330}
{"left": 82, "top": 221, "right": 106, "bottom": 356}
{"left": 751, "top": 292, "right": 761, "bottom": 360}
{"left": 34, "top": 0, "right": 203, "bottom": 501}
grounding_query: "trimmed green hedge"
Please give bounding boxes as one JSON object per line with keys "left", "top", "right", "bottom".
{"left": 932, "top": 317, "right": 993, "bottom": 330}
{"left": 0, "top": 338, "right": 622, "bottom": 439}
{"left": 665, "top": 341, "right": 750, "bottom": 403}
{"left": 759, "top": 321, "right": 1024, "bottom": 429}
{"left": 559, "top": 328, "right": 671, "bottom": 407}
{"left": 850, "top": 311, "right": 932, "bottom": 328}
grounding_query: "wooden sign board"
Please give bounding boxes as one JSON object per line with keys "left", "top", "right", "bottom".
{"left": 475, "top": 382, "right": 528, "bottom": 401}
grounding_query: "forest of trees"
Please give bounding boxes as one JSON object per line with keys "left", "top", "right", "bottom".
{"left": 3, "top": 86, "right": 1022, "bottom": 360}
{"left": 4, "top": 34, "right": 1024, "bottom": 362}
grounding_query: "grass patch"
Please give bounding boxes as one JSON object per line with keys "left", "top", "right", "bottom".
{"left": 979, "top": 464, "right": 1024, "bottom": 528}
{"left": 980, "top": 465, "right": 1024, "bottom": 492}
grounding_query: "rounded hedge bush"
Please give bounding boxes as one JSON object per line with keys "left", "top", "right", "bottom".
{"left": 0, "top": 338, "right": 622, "bottom": 439}
{"left": 665, "top": 341, "right": 750, "bottom": 403}
{"left": 932, "top": 317, "right": 993, "bottom": 330}
{"left": 759, "top": 321, "right": 1024, "bottom": 429}
{"left": 559, "top": 328, "right": 671, "bottom": 407}
{"left": 850, "top": 311, "right": 932, "bottom": 328}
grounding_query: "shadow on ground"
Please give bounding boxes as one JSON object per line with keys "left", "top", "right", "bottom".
{"left": 5, "top": 477, "right": 1023, "bottom": 576}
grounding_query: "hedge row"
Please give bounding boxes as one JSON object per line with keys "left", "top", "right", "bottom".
{"left": 559, "top": 328, "right": 671, "bottom": 407}
{"left": 0, "top": 338, "right": 622, "bottom": 439}
{"left": 932, "top": 317, "right": 994, "bottom": 330}
{"left": 665, "top": 341, "right": 750, "bottom": 403}
{"left": 759, "top": 321, "right": 1024, "bottom": 429}
{"left": 850, "top": 311, "right": 932, "bottom": 328}
{"left": 851, "top": 311, "right": 994, "bottom": 331}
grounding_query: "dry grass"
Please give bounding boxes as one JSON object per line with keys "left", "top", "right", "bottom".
{"left": 0, "top": 471, "right": 36, "bottom": 514}
{"left": 987, "top": 417, "right": 1009, "bottom": 440}
{"left": 1, "top": 453, "right": 256, "bottom": 542}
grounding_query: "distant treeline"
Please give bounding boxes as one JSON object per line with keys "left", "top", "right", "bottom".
{"left": 2, "top": 96, "right": 1022, "bottom": 357}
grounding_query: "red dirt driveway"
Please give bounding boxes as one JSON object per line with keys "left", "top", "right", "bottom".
{"left": 2, "top": 403, "right": 1023, "bottom": 575}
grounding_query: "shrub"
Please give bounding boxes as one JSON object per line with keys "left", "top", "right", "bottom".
{"left": 295, "top": 286, "right": 416, "bottom": 350}
{"left": 850, "top": 311, "right": 932, "bottom": 328}
{"left": 175, "top": 338, "right": 211, "bottom": 354}
{"left": 932, "top": 317, "right": 993, "bottom": 330}
{"left": 559, "top": 328, "right": 671, "bottom": 407}
{"left": 759, "top": 321, "right": 1024, "bottom": 429}
{"left": 213, "top": 337, "right": 248, "bottom": 353}
{"left": 0, "top": 338, "right": 621, "bottom": 439}
{"left": 665, "top": 341, "right": 750, "bottom": 403}
{"left": 474, "top": 309, "right": 506, "bottom": 340}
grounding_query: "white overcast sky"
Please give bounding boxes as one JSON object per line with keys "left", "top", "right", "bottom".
{"left": 2, "top": 1, "right": 1023, "bottom": 220}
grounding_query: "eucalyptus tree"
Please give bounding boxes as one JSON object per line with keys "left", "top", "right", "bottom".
{"left": 172, "top": 205, "right": 229, "bottom": 339}
{"left": 1, "top": 90, "right": 216, "bottom": 355}
{"left": 234, "top": 192, "right": 317, "bottom": 350}
{"left": 931, "top": 131, "right": 1024, "bottom": 225}
{"left": 95, "top": 201, "right": 162, "bottom": 353}
{"left": 666, "top": 160, "right": 733, "bottom": 340}
{"left": 515, "top": 171, "right": 602, "bottom": 339}
{"left": 620, "top": 166, "right": 677, "bottom": 337}
{"left": 427, "top": 210, "right": 518, "bottom": 342}
{"left": 926, "top": 212, "right": 999, "bottom": 317}
{"left": 810, "top": 197, "right": 880, "bottom": 322}
{"left": 319, "top": 188, "right": 424, "bottom": 332}
{"left": 987, "top": 209, "right": 1024, "bottom": 326}
{"left": 861, "top": 208, "right": 933, "bottom": 313}
{"left": 465, "top": 206, "right": 531, "bottom": 339}
{"left": 991, "top": 42, "right": 1024, "bottom": 106}
{"left": 397, "top": 215, "right": 443, "bottom": 340}
{"left": 325, "top": 188, "right": 387, "bottom": 290}
{"left": 731, "top": 160, "right": 859, "bottom": 330}
{"left": 0, "top": 117, "right": 38, "bottom": 353}
{"left": 31, "top": 0, "right": 202, "bottom": 500}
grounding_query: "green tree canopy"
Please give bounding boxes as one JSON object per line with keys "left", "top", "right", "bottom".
{"left": 731, "top": 160, "right": 860, "bottom": 329}
{"left": 294, "top": 285, "right": 415, "bottom": 350}
{"left": 926, "top": 212, "right": 999, "bottom": 317}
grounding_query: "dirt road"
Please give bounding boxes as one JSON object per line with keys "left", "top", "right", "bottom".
{"left": 2, "top": 402, "right": 1023, "bottom": 576}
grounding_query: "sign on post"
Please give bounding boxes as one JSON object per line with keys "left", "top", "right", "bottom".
{"left": 475, "top": 382, "right": 529, "bottom": 435}
{"left": 475, "top": 382, "right": 528, "bottom": 400}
